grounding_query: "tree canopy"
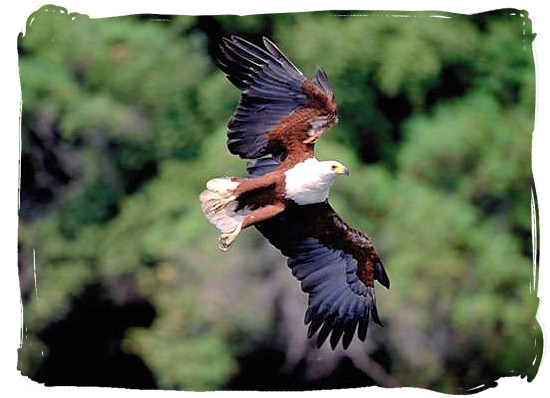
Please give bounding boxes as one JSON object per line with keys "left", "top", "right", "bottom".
{"left": 17, "top": 6, "right": 540, "bottom": 392}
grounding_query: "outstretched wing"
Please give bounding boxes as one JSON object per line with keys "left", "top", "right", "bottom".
{"left": 215, "top": 36, "right": 338, "bottom": 162}
{"left": 257, "top": 202, "right": 390, "bottom": 350}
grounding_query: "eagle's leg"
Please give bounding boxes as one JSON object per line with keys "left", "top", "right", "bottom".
{"left": 218, "top": 224, "right": 241, "bottom": 251}
{"left": 207, "top": 174, "right": 278, "bottom": 214}
{"left": 218, "top": 203, "right": 285, "bottom": 251}
{"left": 241, "top": 202, "right": 286, "bottom": 229}
{"left": 233, "top": 173, "right": 279, "bottom": 197}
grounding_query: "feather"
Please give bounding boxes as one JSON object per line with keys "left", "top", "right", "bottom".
{"left": 316, "top": 318, "right": 335, "bottom": 348}
{"left": 262, "top": 37, "right": 305, "bottom": 77}
{"left": 314, "top": 66, "right": 333, "bottom": 95}
{"left": 374, "top": 260, "right": 391, "bottom": 288}
{"left": 246, "top": 157, "right": 281, "bottom": 178}
{"left": 329, "top": 321, "right": 345, "bottom": 350}
{"left": 256, "top": 201, "right": 389, "bottom": 349}
{"left": 357, "top": 312, "right": 370, "bottom": 342}
{"left": 307, "top": 321, "right": 323, "bottom": 339}
{"left": 342, "top": 318, "right": 359, "bottom": 349}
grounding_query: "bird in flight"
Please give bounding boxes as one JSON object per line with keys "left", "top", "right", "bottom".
{"left": 199, "top": 36, "right": 389, "bottom": 350}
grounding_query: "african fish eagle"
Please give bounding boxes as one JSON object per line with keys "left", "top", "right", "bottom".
{"left": 199, "top": 36, "right": 390, "bottom": 350}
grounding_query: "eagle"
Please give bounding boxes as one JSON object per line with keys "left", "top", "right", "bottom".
{"left": 199, "top": 36, "right": 390, "bottom": 350}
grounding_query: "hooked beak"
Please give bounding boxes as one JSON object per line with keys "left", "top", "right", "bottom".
{"left": 335, "top": 165, "right": 350, "bottom": 176}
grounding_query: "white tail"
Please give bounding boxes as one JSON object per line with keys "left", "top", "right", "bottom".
{"left": 199, "top": 178, "right": 250, "bottom": 235}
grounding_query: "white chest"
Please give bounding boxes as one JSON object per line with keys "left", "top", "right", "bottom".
{"left": 284, "top": 159, "right": 335, "bottom": 205}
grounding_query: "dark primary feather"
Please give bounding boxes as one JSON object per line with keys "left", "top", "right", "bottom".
{"left": 257, "top": 202, "right": 389, "bottom": 349}
{"left": 314, "top": 66, "right": 333, "bottom": 96}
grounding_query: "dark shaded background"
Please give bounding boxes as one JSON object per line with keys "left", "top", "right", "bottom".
{"left": 17, "top": 5, "right": 541, "bottom": 393}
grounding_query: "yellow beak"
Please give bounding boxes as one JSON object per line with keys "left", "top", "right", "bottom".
{"left": 334, "top": 165, "right": 350, "bottom": 176}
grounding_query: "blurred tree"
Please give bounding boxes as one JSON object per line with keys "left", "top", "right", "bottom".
{"left": 18, "top": 6, "right": 539, "bottom": 393}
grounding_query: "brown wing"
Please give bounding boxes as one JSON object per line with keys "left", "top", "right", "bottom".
{"left": 215, "top": 36, "right": 338, "bottom": 165}
{"left": 256, "top": 201, "right": 389, "bottom": 350}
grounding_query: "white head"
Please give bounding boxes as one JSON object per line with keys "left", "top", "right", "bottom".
{"left": 284, "top": 158, "right": 349, "bottom": 205}
{"left": 318, "top": 160, "right": 350, "bottom": 178}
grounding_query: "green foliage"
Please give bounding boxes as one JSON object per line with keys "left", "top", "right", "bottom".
{"left": 128, "top": 328, "right": 235, "bottom": 390}
{"left": 18, "top": 6, "right": 539, "bottom": 393}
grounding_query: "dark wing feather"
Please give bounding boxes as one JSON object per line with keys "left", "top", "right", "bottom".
{"left": 215, "top": 36, "right": 338, "bottom": 162}
{"left": 257, "top": 202, "right": 389, "bottom": 349}
{"left": 246, "top": 157, "right": 281, "bottom": 179}
{"left": 314, "top": 66, "right": 333, "bottom": 96}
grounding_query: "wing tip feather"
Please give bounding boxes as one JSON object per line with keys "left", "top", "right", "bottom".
{"left": 304, "top": 293, "right": 383, "bottom": 349}
{"left": 374, "top": 260, "right": 391, "bottom": 289}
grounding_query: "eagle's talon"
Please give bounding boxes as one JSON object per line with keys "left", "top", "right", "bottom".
{"left": 218, "top": 224, "right": 242, "bottom": 251}
{"left": 209, "top": 195, "right": 236, "bottom": 213}
{"left": 218, "top": 237, "right": 230, "bottom": 251}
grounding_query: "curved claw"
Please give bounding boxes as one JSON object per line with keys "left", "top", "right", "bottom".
{"left": 218, "top": 224, "right": 242, "bottom": 251}
{"left": 209, "top": 195, "right": 237, "bottom": 213}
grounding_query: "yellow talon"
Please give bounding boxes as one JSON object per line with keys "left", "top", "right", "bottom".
{"left": 218, "top": 224, "right": 242, "bottom": 251}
